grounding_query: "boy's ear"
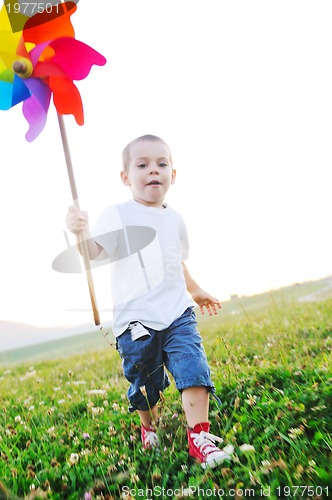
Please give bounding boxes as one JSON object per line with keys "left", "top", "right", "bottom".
{"left": 120, "top": 170, "right": 130, "bottom": 186}
{"left": 171, "top": 168, "right": 177, "bottom": 184}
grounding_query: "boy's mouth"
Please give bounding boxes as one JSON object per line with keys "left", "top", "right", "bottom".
{"left": 147, "top": 180, "right": 161, "bottom": 186}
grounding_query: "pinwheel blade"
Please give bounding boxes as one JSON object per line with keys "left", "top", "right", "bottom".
{"left": 22, "top": 78, "right": 51, "bottom": 141}
{"left": 33, "top": 38, "right": 107, "bottom": 81}
{"left": 22, "top": 2, "right": 76, "bottom": 42}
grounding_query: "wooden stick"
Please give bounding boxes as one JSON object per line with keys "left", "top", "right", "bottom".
{"left": 57, "top": 113, "right": 100, "bottom": 326}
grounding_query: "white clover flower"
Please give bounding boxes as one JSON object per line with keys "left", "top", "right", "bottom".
{"left": 240, "top": 444, "right": 256, "bottom": 454}
{"left": 245, "top": 394, "right": 257, "bottom": 407}
{"left": 80, "top": 449, "right": 92, "bottom": 457}
{"left": 223, "top": 444, "right": 235, "bottom": 455}
{"left": 69, "top": 453, "right": 79, "bottom": 465}
{"left": 87, "top": 389, "right": 107, "bottom": 396}
{"left": 261, "top": 460, "right": 272, "bottom": 474}
{"left": 288, "top": 427, "right": 304, "bottom": 439}
{"left": 14, "top": 416, "right": 22, "bottom": 424}
{"left": 24, "top": 396, "right": 34, "bottom": 407}
{"left": 47, "top": 427, "right": 56, "bottom": 437}
{"left": 92, "top": 406, "right": 104, "bottom": 416}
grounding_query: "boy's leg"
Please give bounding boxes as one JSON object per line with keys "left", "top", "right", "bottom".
{"left": 138, "top": 406, "right": 159, "bottom": 428}
{"left": 117, "top": 328, "right": 168, "bottom": 449}
{"left": 164, "top": 308, "right": 232, "bottom": 467}
{"left": 116, "top": 328, "right": 169, "bottom": 414}
{"left": 183, "top": 386, "right": 231, "bottom": 469}
{"left": 181, "top": 386, "right": 209, "bottom": 428}
{"left": 138, "top": 406, "right": 160, "bottom": 449}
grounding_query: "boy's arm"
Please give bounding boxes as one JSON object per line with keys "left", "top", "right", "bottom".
{"left": 66, "top": 205, "right": 103, "bottom": 260}
{"left": 182, "top": 262, "right": 221, "bottom": 316}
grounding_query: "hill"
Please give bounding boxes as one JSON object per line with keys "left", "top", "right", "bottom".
{"left": 0, "top": 320, "right": 91, "bottom": 351}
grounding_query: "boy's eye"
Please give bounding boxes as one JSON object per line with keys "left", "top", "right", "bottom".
{"left": 137, "top": 163, "right": 147, "bottom": 168}
{"left": 159, "top": 162, "right": 167, "bottom": 167}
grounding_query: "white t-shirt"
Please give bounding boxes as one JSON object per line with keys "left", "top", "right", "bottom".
{"left": 91, "top": 200, "right": 194, "bottom": 336}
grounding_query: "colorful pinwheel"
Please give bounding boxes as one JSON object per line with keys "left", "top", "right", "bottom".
{"left": 0, "top": 1, "right": 107, "bottom": 325}
{"left": 0, "top": 1, "right": 106, "bottom": 141}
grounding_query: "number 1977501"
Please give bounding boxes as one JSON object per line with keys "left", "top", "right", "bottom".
{"left": 5, "top": 2, "right": 61, "bottom": 15}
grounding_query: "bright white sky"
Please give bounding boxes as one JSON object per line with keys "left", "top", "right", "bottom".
{"left": 0, "top": 0, "right": 331, "bottom": 332}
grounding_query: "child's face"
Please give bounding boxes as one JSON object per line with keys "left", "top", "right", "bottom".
{"left": 121, "top": 140, "right": 176, "bottom": 208}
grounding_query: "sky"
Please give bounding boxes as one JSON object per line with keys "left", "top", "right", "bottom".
{"left": 0, "top": 0, "right": 331, "bottom": 339}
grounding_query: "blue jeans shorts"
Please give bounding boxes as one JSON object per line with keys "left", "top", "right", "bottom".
{"left": 116, "top": 307, "right": 215, "bottom": 412}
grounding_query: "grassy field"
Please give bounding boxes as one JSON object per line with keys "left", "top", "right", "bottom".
{"left": 1, "top": 276, "right": 332, "bottom": 365}
{"left": 0, "top": 280, "right": 331, "bottom": 499}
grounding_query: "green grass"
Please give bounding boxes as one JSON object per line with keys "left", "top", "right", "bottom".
{"left": 1, "top": 275, "right": 331, "bottom": 365}
{"left": 0, "top": 294, "right": 331, "bottom": 499}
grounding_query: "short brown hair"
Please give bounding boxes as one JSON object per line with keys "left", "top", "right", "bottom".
{"left": 122, "top": 134, "right": 172, "bottom": 171}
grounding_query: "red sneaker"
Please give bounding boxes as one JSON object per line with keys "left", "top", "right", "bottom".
{"left": 141, "top": 425, "right": 159, "bottom": 449}
{"left": 187, "top": 422, "right": 231, "bottom": 469}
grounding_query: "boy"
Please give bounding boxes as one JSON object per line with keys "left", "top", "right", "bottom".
{"left": 66, "top": 134, "right": 231, "bottom": 468}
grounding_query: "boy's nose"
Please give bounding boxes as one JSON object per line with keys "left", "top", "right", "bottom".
{"left": 149, "top": 164, "right": 159, "bottom": 174}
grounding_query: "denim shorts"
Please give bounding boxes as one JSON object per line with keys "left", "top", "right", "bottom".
{"left": 116, "top": 307, "right": 215, "bottom": 412}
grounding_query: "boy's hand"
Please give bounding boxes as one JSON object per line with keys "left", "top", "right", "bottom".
{"left": 191, "top": 289, "right": 221, "bottom": 316}
{"left": 66, "top": 205, "right": 89, "bottom": 235}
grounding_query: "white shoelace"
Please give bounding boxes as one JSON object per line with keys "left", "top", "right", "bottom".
{"left": 191, "top": 430, "right": 224, "bottom": 455}
{"left": 144, "top": 429, "right": 159, "bottom": 448}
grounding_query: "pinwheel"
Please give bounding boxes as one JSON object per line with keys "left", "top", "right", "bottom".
{"left": 0, "top": 1, "right": 107, "bottom": 325}
{"left": 0, "top": 1, "right": 106, "bottom": 140}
